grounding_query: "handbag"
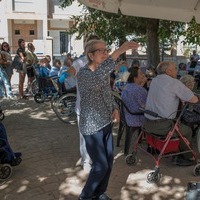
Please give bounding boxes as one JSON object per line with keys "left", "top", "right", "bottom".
{"left": 12, "top": 55, "right": 23, "bottom": 70}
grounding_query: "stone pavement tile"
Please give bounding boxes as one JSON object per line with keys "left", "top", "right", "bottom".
{"left": 28, "top": 193, "right": 55, "bottom": 200}
{"left": 42, "top": 182, "right": 60, "bottom": 192}
{"left": 1, "top": 96, "right": 200, "bottom": 200}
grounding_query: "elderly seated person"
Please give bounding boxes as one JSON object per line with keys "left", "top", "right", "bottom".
{"left": 121, "top": 66, "right": 148, "bottom": 155}
{"left": 180, "top": 75, "right": 200, "bottom": 126}
{"left": 143, "top": 61, "right": 199, "bottom": 166}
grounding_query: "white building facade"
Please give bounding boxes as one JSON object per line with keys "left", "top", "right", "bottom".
{"left": 0, "top": 0, "right": 84, "bottom": 59}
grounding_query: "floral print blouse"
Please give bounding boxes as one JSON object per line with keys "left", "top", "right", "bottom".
{"left": 77, "top": 56, "right": 118, "bottom": 135}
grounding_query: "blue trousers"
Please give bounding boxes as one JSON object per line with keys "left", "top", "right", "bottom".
{"left": 0, "top": 122, "right": 15, "bottom": 162}
{"left": 0, "top": 68, "right": 13, "bottom": 97}
{"left": 80, "top": 123, "right": 113, "bottom": 199}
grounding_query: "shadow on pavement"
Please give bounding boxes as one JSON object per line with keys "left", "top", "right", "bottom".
{"left": 0, "top": 97, "right": 199, "bottom": 200}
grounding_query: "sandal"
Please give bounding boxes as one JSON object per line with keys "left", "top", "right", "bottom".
{"left": 19, "top": 95, "right": 29, "bottom": 100}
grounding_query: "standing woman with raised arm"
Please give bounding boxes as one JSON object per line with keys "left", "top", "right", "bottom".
{"left": 77, "top": 40, "right": 139, "bottom": 200}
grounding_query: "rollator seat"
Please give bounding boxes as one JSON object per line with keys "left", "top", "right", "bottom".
{"left": 145, "top": 132, "right": 180, "bottom": 154}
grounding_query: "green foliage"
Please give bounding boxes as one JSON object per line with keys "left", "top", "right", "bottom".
{"left": 59, "top": 0, "right": 73, "bottom": 7}
{"left": 66, "top": 8, "right": 147, "bottom": 47}
{"left": 59, "top": 0, "right": 200, "bottom": 48}
{"left": 183, "top": 48, "right": 190, "bottom": 57}
{"left": 182, "top": 18, "right": 200, "bottom": 45}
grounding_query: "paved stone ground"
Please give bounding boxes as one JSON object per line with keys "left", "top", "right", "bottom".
{"left": 0, "top": 84, "right": 200, "bottom": 200}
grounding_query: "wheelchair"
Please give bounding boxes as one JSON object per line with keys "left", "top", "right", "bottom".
{"left": 125, "top": 104, "right": 200, "bottom": 183}
{"left": 51, "top": 82, "right": 77, "bottom": 124}
{"left": 34, "top": 75, "right": 59, "bottom": 103}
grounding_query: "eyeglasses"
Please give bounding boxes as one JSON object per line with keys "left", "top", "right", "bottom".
{"left": 91, "top": 48, "right": 109, "bottom": 54}
{"left": 3, "top": 45, "right": 8, "bottom": 48}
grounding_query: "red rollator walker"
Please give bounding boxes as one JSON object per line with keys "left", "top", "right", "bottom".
{"left": 125, "top": 104, "right": 200, "bottom": 183}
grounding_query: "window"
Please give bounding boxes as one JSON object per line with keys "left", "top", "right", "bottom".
{"left": 15, "top": 30, "right": 20, "bottom": 35}
{"left": 29, "top": 30, "right": 34, "bottom": 35}
{"left": 12, "top": 0, "right": 35, "bottom": 12}
{"left": 60, "top": 32, "right": 69, "bottom": 54}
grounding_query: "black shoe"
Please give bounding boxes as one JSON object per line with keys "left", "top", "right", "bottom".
{"left": 14, "top": 152, "right": 22, "bottom": 158}
{"left": 172, "top": 156, "right": 195, "bottom": 166}
{"left": 9, "top": 157, "right": 22, "bottom": 166}
{"left": 93, "top": 193, "right": 112, "bottom": 200}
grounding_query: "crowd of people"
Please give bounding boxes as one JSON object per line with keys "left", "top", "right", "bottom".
{"left": 0, "top": 39, "right": 77, "bottom": 100}
{"left": 1, "top": 36, "right": 200, "bottom": 200}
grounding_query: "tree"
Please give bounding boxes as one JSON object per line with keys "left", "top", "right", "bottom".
{"left": 59, "top": 0, "right": 197, "bottom": 68}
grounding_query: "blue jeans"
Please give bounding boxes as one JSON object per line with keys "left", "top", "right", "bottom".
{"left": 0, "top": 122, "right": 15, "bottom": 162}
{"left": 0, "top": 68, "right": 13, "bottom": 97}
{"left": 80, "top": 123, "right": 113, "bottom": 199}
{"left": 0, "top": 78, "right": 5, "bottom": 97}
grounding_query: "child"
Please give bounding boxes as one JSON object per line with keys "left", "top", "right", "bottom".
{"left": 59, "top": 58, "right": 76, "bottom": 91}
{"left": 113, "top": 60, "right": 129, "bottom": 93}
{"left": 49, "top": 59, "right": 61, "bottom": 77}
{"left": 36, "top": 58, "right": 50, "bottom": 92}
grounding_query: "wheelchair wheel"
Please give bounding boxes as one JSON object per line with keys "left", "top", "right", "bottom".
{"left": 0, "top": 113, "right": 4, "bottom": 121}
{"left": 53, "top": 93, "right": 77, "bottom": 124}
{"left": 50, "top": 95, "right": 59, "bottom": 112}
{"left": 197, "top": 128, "right": 200, "bottom": 154}
{"left": 147, "top": 171, "right": 161, "bottom": 183}
{"left": 30, "top": 79, "right": 39, "bottom": 96}
{"left": 125, "top": 154, "right": 137, "bottom": 166}
{"left": 34, "top": 92, "right": 45, "bottom": 103}
{"left": 0, "top": 164, "right": 12, "bottom": 181}
{"left": 193, "top": 163, "right": 200, "bottom": 176}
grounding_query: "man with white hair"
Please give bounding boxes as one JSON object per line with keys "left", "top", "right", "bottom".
{"left": 144, "top": 61, "right": 199, "bottom": 166}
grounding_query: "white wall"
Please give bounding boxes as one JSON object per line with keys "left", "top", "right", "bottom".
{"left": 49, "top": 30, "right": 60, "bottom": 55}
{"left": 49, "top": 30, "right": 84, "bottom": 57}
{"left": 0, "top": 0, "right": 84, "bottom": 58}
{"left": 52, "top": 0, "right": 83, "bottom": 19}
{"left": 70, "top": 34, "right": 84, "bottom": 56}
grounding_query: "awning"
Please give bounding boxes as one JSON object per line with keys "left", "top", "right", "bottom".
{"left": 78, "top": 0, "right": 200, "bottom": 23}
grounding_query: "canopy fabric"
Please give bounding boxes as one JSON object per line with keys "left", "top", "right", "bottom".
{"left": 78, "top": 0, "right": 200, "bottom": 23}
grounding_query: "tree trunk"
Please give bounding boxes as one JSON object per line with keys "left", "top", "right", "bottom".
{"left": 119, "top": 37, "right": 127, "bottom": 61}
{"left": 146, "top": 19, "right": 160, "bottom": 70}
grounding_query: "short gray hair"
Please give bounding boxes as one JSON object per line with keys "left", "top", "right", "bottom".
{"left": 84, "top": 40, "right": 106, "bottom": 64}
{"left": 156, "top": 61, "right": 174, "bottom": 75}
{"left": 180, "top": 74, "right": 195, "bottom": 90}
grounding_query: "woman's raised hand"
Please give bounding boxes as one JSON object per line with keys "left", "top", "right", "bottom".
{"left": 111, "top": 41, "right": 139, "bottom": 61}
{"left": 119, "top": 41, "right": 139, "bottom": 54}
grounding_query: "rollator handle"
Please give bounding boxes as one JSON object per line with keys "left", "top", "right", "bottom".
{"left": 139, "top": 107, "right": 159, "bottom": 118}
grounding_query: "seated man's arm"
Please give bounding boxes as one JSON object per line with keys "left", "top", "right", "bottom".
{"left": 189, "top": 95, "right": 199, "bottom": 104}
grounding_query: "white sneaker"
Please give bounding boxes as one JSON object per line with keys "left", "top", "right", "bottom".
{"left": 7, "top": 95, "right": 17, "bottom": 100}
{"left": 83, "top": 163, "right": 92, "bottom": 173}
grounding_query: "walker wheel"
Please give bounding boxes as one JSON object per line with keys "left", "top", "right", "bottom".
{"left": 147, "top": 171, "right": 161, "bottom": 183}
{"left": 0, "top": 164, "right": 12, "bottom": 181}
{"left": 193, "top": 163, "right": 200, "bottom": 176}
{"left": 125, "top": 154, "right": 137, "bottom": 166}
